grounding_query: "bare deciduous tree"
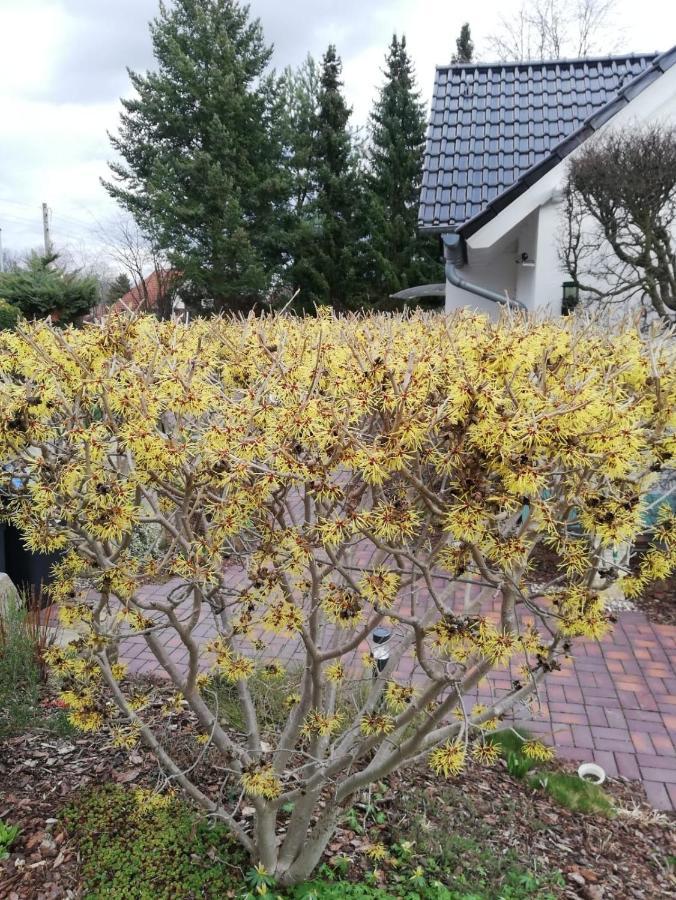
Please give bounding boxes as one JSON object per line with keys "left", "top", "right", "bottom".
{"left": 487, "top": 0, "right": 621, "bottom": 61}
{"left": 100, "top": 215, "right": 179, "bottom": 320}
{"left": 561, "top": 125, "right": 676, "bottom": 324}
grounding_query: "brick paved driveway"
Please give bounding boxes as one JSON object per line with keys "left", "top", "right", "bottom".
{"left": 119, "top": 577, "right": 676, "bottom": 811}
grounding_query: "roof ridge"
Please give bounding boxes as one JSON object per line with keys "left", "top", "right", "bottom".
{"left": 436, "top": 50, "right": 660, "bottom": 73}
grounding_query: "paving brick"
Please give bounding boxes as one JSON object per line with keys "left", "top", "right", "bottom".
{"left": 604, "top": 708, "right": 628, "bottom": 729}
{"left": 615, "top": 752, "right": 641, "bottom": 780}
{"left": 631, "top": 731, "right": 655, "bottom": 755}
{"left": 572, "top": 725, "right": 595, "bottom": 749}
{"left": 552, "top": 745, "right": 590, "bottom": 763}
{"left": 640, "top": 767, "right": 676, "bottom": 783}
{"left": 114, "top": 575, "right": 676, "bottom": 811}
{"left": 594, "top": 738, "right": 636, "bottom": 754}
{"left": 636, "top": 754, "right": 676, "bottom": 770}
{"left": 651, "top": 733, "right": 675, "bottom": 756}
{"left": 585, "top": 705, "right": 608, "bottom": 727}
{"left": 591, "top": 725, "right": 632, "bottom": 741}
{"left": 668, "top": 783, "right": 676, "bottom": 808}
{"left": 591, "top": 750, "right": 618, "bottom": 778}
{"left": 645, "top": 780, "right": 675, "bottom": 810}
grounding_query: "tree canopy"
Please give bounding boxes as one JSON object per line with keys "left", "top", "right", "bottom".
{"left": 562, "top": 126, "right": 676, "bottom": 324}
{"left": 452, "top": 23, "right": 475, "bottom": 63}
{"left": 0, "top": 253, "right": 97, "bottom": 323}
{"left": 103, "top": 0, "right": 289, "bottom": 313}
{"left": 364, "top": 34, "right": 440, "bottom": 306}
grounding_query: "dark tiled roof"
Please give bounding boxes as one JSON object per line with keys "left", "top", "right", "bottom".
{"left": 418, "top": 52, "right": 662, "bottom": 233}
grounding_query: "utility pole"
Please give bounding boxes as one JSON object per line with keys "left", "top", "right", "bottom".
{"left": 0, "top": 226, "right": 4, "bottom": 273}
{"left": 42, "top": 202, "right": 53, "bottom": 256}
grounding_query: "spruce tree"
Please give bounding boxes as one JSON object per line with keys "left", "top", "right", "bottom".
{"left": 289, "top": 46, "right": 365, "bottom": 309}
{"left": 452, "top": 23, "right": 475, "bottom": 63}
{"left": 107, "top": 273, "right": 132, "bottom": 303}
{"left": 103, "top": 0, "right": 288, "bottom": 313}
{"left": 0, "top": 254, "right": 97, "bottom": 323}
{"left": 364, "top": 34, "right": 440, "bottom": 306}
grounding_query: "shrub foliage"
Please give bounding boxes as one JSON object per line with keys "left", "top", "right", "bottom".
{"left": 0, "top": 310, "right": 673, "bottom": 884}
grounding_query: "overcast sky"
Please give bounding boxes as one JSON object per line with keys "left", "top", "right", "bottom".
{"left": 0, "top": 0, "right": 673, "bottom": 268}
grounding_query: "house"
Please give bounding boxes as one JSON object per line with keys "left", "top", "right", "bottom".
{"left": 112, "top": 269, "right": 184, "bottom": 318}
{"left": 417, "top": 47, "right": 676, "bottom": 316}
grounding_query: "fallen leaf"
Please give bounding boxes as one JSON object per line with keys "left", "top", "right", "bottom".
{"left": 114, "top": 768, "right": 141, "bottom": 783}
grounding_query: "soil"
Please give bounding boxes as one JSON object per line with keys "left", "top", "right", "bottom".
{"left": 0, "top": 685, "right": 674, "bottom": 899}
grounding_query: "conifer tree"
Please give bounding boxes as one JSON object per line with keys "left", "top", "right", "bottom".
{"left": 289, "top": 46, "right": 365, "bottom": 309}
{"left": 452, "top": 23, "right": 475, "bottom": 63}
{"left": 364, "top": 35, "right": 439, "bottom": 305}
{"left": 107, "top": 273, "right": 132, "bottom": 303}
{"left": 103, "top": 0, "right": 288, "bottom": 313}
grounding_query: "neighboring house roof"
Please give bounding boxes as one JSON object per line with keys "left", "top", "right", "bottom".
{"left": 113, "top": 270, "right": 175, "bottom": 313}
{"left": 418, "top": 48, "right": 676, "bottom": 238}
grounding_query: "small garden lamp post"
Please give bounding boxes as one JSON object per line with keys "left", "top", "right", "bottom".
{"left": 370, "top": 625, "right": 392, "bottom": 677}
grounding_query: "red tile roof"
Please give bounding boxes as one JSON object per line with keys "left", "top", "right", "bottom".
{"left": 112, "top": 270, "right": 176, "bottom": 314}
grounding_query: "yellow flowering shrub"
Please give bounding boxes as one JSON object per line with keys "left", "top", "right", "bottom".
{"left": 0, "top": 310, "right": 672, "bottom": 885}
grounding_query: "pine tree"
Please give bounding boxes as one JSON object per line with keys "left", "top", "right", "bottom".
{"left": 103, "top": 0, "right": 288, "bottom": 313}
{"left": 289, "top": 46, "right": 365, "bottom": 309}
{"left": 452, "top": 23, "right": 475, "bottom": 63}
{"left": 364, "top": 35, "right": 440, "bottom": 306}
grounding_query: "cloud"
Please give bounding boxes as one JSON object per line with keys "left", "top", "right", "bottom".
{"left": 30, "top": 0, "right": 408, "bottom": 105}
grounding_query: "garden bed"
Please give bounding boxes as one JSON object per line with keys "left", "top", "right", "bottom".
{"left": 0, "top": 684, "right": 673, "bottom": 899}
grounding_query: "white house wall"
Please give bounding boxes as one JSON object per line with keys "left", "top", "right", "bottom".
{"left": 448, "top": 61, "right": 676, "bottom": 315}
{"left": 445, "top": 247, "right": 518, "bottom": 317}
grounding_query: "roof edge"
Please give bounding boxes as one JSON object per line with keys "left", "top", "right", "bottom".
{"left": 435, "top": 50, "right": 659, "bottom": 73}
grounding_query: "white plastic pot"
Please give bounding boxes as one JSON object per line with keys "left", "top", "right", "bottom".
{"left": 578, "top": 762, "right": 606, "bottom": 785}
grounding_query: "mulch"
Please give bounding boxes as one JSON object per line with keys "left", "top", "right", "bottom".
{"left": 1, "top": 686, "right": 674, "bottom": 900}
{"left": 381, "top": 766, "right": 675, "bottom": 900}
{"left": 631, "top": 571, "right": 676, "bottom": 627}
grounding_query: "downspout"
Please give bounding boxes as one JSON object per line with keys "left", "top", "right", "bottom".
{"left": 442, "top": 233, "right": 528, "bottom": 312}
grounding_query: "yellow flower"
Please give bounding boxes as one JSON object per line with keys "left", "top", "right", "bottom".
{"left": 384, "top": 681, "right": 416, "bottom": 713}
{"left": 429, "top": 739, "right": 466, "bottom": 777}
{"left": 472, "top": 742, "right": 500, "bottom": 765}
{"left": 111, "top": 662, "right": 128, "bottom": 682}
{"left": 365, "top": 842, "right": 389, "bottom": 861}
{"left": 110, "top": 723, "right": 141, "bottom": 749}
{"left": 358, "top": 567, "right": 401, "bottom": 608}
{"left": 300, "top": 709, "right": 343, "bottom": 738}
{"left": 240, "top": 765, "right": 282, "bottom": 800}
{"left": 360, "top": 713, "right": 397, "bottom": 736}
{"left": 325, "top": 661, "right": 345, "bottom": 682}
{"left": 219, "top": 654, "right": 256, "bottom": 683}
{"left": 261, "top": 600, "right": 304, "bottom": 635}
{"left": 68, "top": 709, "right": 104, "bottom": 732}
{"left": 522, "top": 740, "right": 555, "bottom": 762}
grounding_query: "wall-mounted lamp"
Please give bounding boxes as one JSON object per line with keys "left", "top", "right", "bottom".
{"left": 561, "top": 281, "right": 580, "bottom": 315}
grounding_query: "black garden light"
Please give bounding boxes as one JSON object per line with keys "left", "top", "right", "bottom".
{"left": 370, "top": 625, "right": 392, "bottom": 676}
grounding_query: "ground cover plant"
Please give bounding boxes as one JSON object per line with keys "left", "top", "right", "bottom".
{"left": 0, "top": 310, "right": 673, "bottom": 885}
